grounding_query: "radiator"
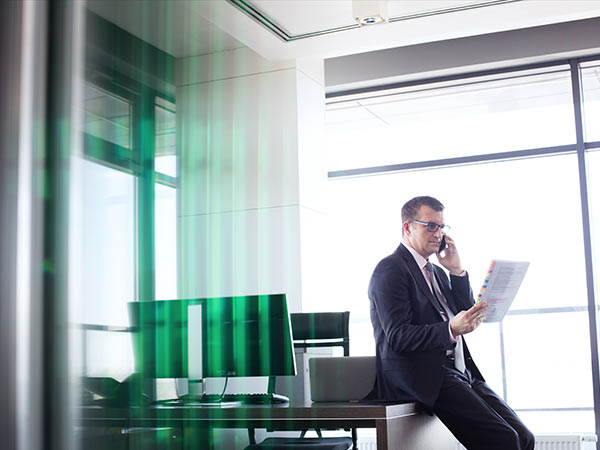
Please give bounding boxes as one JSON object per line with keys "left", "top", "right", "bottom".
{"left": 533, "top": 434, "right": 597, "bottom": 450}
{"left": 355, "top": 438, "right": 376, "bottom": 450}
{"left": 358, "top": 434, "right": 597, "bottom": 450}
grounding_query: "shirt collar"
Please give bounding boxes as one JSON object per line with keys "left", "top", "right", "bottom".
{"left": 401, "top": 241, "right": 429, "bottom": 271}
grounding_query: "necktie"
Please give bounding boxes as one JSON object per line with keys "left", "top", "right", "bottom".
{"left": 424, "top": 262, "right": 466, "bottom": 373}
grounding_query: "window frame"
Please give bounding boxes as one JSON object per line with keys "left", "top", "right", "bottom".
{"left": 83, "top": 71, "right": 177, "bottom": 305}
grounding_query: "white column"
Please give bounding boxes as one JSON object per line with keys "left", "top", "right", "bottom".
{"left": 295, "top": 57, "right": 328, "bottom": 313}
{"left": 177, "top": 47, "right": 326, "bottom": 314}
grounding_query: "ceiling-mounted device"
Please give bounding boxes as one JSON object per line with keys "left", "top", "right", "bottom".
{"left": 352, "top": 0, "right": 389, "bottom": 26}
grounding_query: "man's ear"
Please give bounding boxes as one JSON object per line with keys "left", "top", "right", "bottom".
{"left": 402, "top": 221, "right": 411, "bottom": 236}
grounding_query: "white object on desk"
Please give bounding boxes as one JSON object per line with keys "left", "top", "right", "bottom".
{"left": 309, "top": 356, "right": 375, "bottom": 402}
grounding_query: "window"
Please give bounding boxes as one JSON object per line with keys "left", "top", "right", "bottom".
{"left": 586, "top": 150, "right": 600, "bottom": 321}
{"left": 326, "top": 62, "right": 600, "bottom": 434}
{"left": 327, "top": 67, "right": 574, "bottom": 172}
{"left": 155, "top": 97, "right": 177, "bottom": 299}
{"left": 70, "top": 159, "right": 136, "bottom": 380}
{"left": 71, "top": 159, "right": 136, "bottom": 327}
{"left": 581, "top": 62, "right": 600, "bottom": 143}
{"left": 155, "top": 182, "right": 177, "bottom": 300}
{"left": 155, "top": 97, "right": 177, "bottom": 178}
{"left": 75, "top": 20, "right": 177, "bottom": 381}
{"left": 84, "top": 83, "right": 131, "bottom": 149}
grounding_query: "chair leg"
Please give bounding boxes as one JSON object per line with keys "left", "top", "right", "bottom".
{"left": 351, "top": 428, "right": 358, "bottom": 449}
{"left": 248, "top": 428, "right": 256, "bottom": 445}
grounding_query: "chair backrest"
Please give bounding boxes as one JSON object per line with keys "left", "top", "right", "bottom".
{"left": 262, "top": 312, "right": 357, "bottom": 450}
{"left": 290, "top": 312, "right": 350, "bottom": 356}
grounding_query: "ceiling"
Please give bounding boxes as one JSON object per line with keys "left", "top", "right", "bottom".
{"left": 87, "top": 0, "right": 600, "bottom": 61}
{"left": 86, "top": 0, "right": 245, "bottom": 58}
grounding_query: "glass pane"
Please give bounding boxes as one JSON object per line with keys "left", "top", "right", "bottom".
{"left": 327, "top": 68, "right": 575, "bottom": 171}
{"left": 79, "top": 4, "right": 180, "bottom": 450}
{"left": 155, "top": 183, "right": 177, "bottom": 300}
{"left": 465, "top": 321, "right": 503, "bottom": 396}
{"left": 155, "top": 102, "right": 176, "bottom": 177}
{"left": 70, "top": 158, "right": 135, "bottom": 387}
{"left": 84, "top": 330, "right": 134, "bottom": 381}
{"left": 84, "top": 83, "right": 131, "bottom": 148}
{"left": 581, "top": 63, "right": 600, "bottom": 143}
{"left": 586, "top": 150, "right": 600, "bottom": 332}
{"left": 328, "top": 153, "right": 586, "bottom": 313}
{"left": 503, "top": 312, "right": 593, "bottom": 410}
{"left": 516, "top": 410, "right": 595, "bottom": 434}
{"left": 71, "top": 158, "right": 135, "bottom": 327}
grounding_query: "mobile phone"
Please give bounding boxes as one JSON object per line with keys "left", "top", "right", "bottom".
{"left": 438, "top": 235, "right": 447, "bottom": 253}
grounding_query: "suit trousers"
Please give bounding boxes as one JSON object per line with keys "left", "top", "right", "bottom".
{"left": 432, "top": 362, "right": 535, "bottom": 450}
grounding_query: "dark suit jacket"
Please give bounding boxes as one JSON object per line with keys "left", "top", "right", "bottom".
{"left": 366, "top": 243, "right": 483, "bottom": 409}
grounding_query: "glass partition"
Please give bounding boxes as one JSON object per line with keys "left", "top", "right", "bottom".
{"left": 74, "top": 4, "right": 179, "bottom": 449}
{"left": 15, "top": 0, "right": 600, "bottom": 447}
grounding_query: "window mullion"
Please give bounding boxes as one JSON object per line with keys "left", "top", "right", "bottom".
{"left": 569, "top": 58, "right": 600, "bottom": 439}
{"left": 134, "top": 87, "right": 156, "bottom": 302}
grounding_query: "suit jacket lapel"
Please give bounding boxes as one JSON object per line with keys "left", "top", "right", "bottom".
{"left": 396, "top": 244, "right": 444, "bottom": 317}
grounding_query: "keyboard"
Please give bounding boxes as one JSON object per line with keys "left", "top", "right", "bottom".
{"left": 179, "top": 392, "right": 289, "bottom": 405}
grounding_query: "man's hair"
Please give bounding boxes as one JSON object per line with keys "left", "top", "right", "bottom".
{"left": 401, "top": 196, "right": 444, "bottom": 223}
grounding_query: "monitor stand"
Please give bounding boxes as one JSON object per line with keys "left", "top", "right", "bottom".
{"left": 179, "top": 378, "right": 241, "bottom": 408}
{"left": 184, "top": 304, "right": 240, "bottom": 406}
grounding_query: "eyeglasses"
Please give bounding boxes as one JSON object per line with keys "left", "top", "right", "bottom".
{"left": 409, "top": 220, "right": 450, "bottom": 233}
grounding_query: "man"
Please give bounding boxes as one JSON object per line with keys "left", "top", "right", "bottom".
{"left": 367, "top": 196, "right": 534, "bottom": 450}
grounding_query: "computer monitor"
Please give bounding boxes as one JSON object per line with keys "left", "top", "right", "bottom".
{"left": 128, "top": 294, "right": 297, "bottom": 382}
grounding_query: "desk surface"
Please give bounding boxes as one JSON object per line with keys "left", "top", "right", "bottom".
{"left": 80, "top": 401, "right": 455, "bottom": 450}
{"left": 81, "top": 401, "right": 422, "bottom": 424}
{"left": 81, "top": 402, "right": 423, "bottom": 420}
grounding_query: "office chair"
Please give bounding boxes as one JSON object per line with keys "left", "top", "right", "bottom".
{"left": 244, "top": 437, "right": 352, "bottom": 450}
{"left": 244, "top": 311, "right": 355, "bottom": 450}
{"left": 290, "top": 311, "right": 350, "bottom": 357}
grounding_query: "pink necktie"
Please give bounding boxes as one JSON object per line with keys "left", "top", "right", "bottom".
{"left": 425, "top": 262, "right": 466, "bottom": 373}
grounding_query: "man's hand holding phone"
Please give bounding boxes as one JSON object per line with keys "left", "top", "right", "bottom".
{"left": 435, "top": 234, "right": 464, "bottom": 275}
{"left": 438, "top": 235, "right": 447, "bottom": 253}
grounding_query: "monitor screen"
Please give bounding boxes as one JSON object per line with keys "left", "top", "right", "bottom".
{"left": 128, "top": 294, "right": 297, "bottom": 379}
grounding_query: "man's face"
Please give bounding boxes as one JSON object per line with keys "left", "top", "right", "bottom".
{"left": 403, "top": 205, "right": 444, "bottom": 259}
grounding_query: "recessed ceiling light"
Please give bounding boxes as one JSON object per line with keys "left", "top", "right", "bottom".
{"left": 353, "top": 0, "right": 388, "bottom": 27}
{"left": 358, "top": 15, "right": 386, "bottom": 26}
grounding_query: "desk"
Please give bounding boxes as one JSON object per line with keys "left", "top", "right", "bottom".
{"left": 80, "top": 401, "right": 456, "bottom": 450}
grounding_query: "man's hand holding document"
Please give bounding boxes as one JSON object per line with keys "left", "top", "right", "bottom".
{"left": 476, "top": 260, "right": 529, "bottom": 322}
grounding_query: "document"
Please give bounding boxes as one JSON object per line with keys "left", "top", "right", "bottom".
{"left": 476, "top": 260, "right": 529, "bottom": 323}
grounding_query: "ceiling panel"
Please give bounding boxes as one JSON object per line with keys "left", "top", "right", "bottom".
{"left": 250, "top": 0, "right": 515, "bottom": 37}
{"left": 86, "top": 0, "right": 600, "bottom": 62}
